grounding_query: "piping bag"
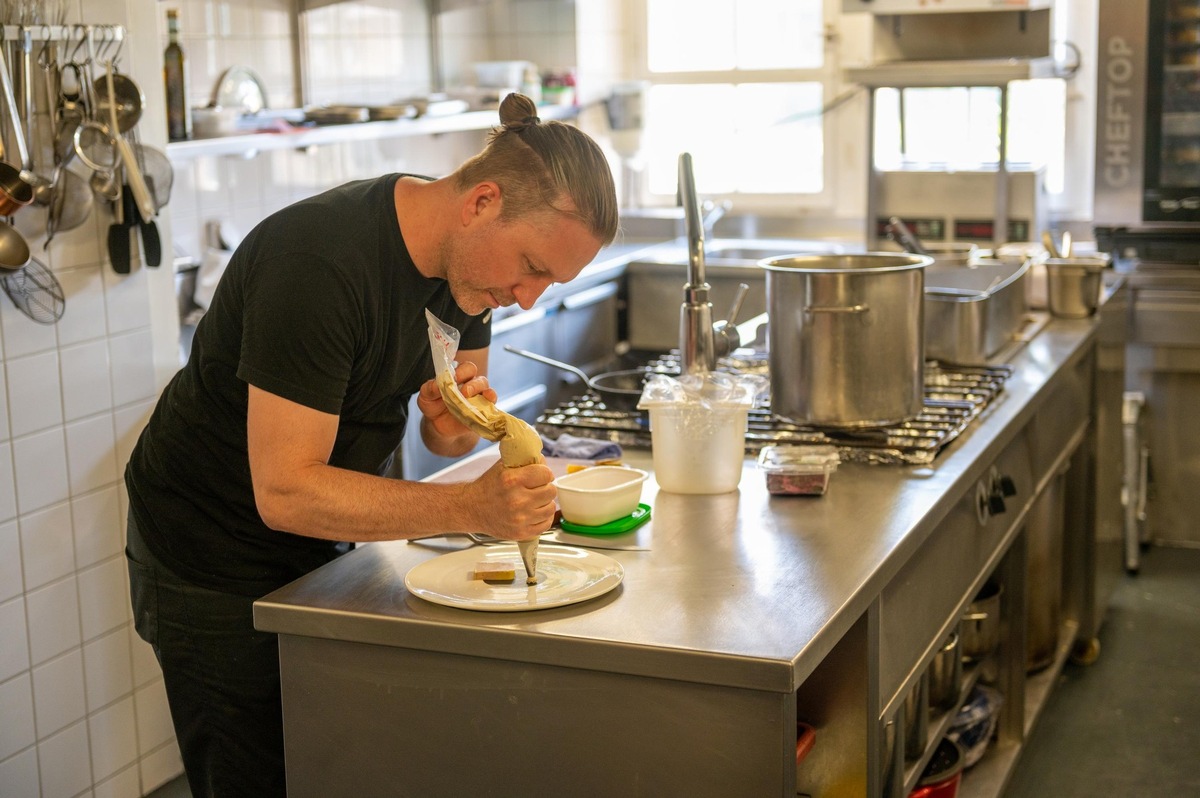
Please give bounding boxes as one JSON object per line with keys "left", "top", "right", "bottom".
{"left": 426, "top": 310, "right": 543, "bottom": 584}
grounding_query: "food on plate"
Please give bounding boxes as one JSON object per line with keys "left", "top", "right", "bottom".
{"left": 473, "top": 561, "right": 518, "bottom": 582}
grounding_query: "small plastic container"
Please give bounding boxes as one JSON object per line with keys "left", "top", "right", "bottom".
{"left": 757, "top": 445, "right": 840, "bottom": 496}
{"left": 555, "top": 466, "right": 648, "bottom": 527}
{"left": 646, "top": 405, "right": 748, "bottom": 494}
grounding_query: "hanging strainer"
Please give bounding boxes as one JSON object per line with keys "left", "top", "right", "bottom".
{"left": 133, "top": 142, "right": 174, "bottom": 211}
{"left": 72, "top": 120, "right": 121, "bottom": 172}
{"left": 1, "top": 257, "right": 65, "bottom": 324}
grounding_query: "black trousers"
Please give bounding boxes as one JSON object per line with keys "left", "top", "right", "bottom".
{"left": 126, "top": 512, "right": 287, "bottom": 797}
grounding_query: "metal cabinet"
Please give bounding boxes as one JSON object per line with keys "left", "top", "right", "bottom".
{"left": 1125, "top": 270, "right": 1200, "bottom": 547}
{"left": 874, "top": 345, "right": 1095, "bottom": 798}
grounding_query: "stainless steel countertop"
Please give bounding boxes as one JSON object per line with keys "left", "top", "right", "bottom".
{"left": 255, "top": 317, "right": 1100, "bottom": 696}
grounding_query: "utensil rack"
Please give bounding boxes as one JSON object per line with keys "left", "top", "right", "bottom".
{"left": 0, "top": 24, "right": 125, "bottom": 45}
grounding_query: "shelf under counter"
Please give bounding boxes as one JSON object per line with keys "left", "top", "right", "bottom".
{"left": 165, "top": 104, "right": 581, "bottom": 161}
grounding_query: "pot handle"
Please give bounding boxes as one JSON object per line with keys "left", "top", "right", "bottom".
{"left": 804, "top": 303, "right": 869, "bottom": 314}
{"left": 962, "top": 611, "right": 989, "bottom": 621}
{"left": 795, "top": 722, "right": 816, "bottom": 766}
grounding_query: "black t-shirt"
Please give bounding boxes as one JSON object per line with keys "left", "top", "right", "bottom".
{"left": 126, "top": 174, "right": 491, "bottom": 595}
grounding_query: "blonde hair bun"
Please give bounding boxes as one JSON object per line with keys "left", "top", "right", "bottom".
{"left": 499, "top": 93, "right": 540, "bottom": 132}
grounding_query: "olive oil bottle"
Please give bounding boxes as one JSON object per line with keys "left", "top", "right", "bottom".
{"left": 164, "top": 8, "right": 191, "bottom": 141}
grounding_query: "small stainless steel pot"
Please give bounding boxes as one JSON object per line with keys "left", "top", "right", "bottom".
{"left": 903, "top": 670, "right": 929, "bottom": 761}
{"left": 928, "top": 631, "right": 964, "bottom": 713}
{"left": 961, "top": 582, "right": 1003, "bottom": 661}
{"left": 1045, "top": 256, "right": 1109, "bottom": 319}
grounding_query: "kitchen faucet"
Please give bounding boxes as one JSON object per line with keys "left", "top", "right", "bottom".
{"left": 677, "top": 153, "right": 746, "bottom": 375}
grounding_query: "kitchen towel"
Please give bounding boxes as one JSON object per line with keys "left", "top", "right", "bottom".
{"left": 541, "top": 433, "right": 622, "bottom": 461}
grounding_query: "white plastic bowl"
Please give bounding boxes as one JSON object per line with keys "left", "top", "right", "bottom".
{"left": 555, "top": 466, "right": 649, "bottom": 527}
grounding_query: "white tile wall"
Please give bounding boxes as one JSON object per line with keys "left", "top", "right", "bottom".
{"left": 0, "top": 1, "right": 181, "bottom": 793}
{"left": 89, "top": 696, "right": 140, "bottom": 782}
{"left": 0, "top": 598, "right": 30, "bottom": 682}
{"left": 25, "top": 576, "right": 81, "bottom": 665}
{"left": 1, "top": 0, "right": 597, "bottom": 794}
{"left": 83, "top": 626, "right": 135, "bottom": 711}
{"left": 37, "top": 720, "right": 92, "bottom": 798}
{"left": 73, "top": 486, "right": 124, "bottom": 569}
{"left": 94, "top": 765, "right": 143, "bottom": 798}
{"left": 19, "top": 503, "right": 76, "bottom": 591}
{"left": 31, "top": 649, "right": 88, "bottom": 738}
{"left": 0, "top": 747, "right": 39, "bottom": 797}
{"left": 0, "top": 672, "right": 36, "bottom": 760}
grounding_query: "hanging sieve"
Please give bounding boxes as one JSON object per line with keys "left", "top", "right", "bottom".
{"left": 132, "top": 141, "right": 173, "bottom": 212}
{"left": 1, "top": 256, "right": 65, "bottom": 324}
{"left": 72, "top": 119, "right": 121, "bottom": 173}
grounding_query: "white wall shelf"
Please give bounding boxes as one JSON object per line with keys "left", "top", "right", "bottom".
{"left": 165, "top": 104, "right": 581, "bottom": 162}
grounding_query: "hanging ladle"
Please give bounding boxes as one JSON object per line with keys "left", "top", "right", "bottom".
{"left": 0, "top": 217, "right": 31, "bottom": 270}
{"left": 0, "top": 36, "right": 34, "bottom": 264}
{"left": 0, "top": 32, "right": 49, "bottom": 196}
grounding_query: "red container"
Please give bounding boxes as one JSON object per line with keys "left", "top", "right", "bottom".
{"left": 908, "top": 738, "right": 965, "bottom": 798}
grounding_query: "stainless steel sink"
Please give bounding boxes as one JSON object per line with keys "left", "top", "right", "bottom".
{"left": 625, "top": 238, "right": 844, "bottom": 351}
{"left": 704, "top": 241, "right": 824, "bottom": 264}
{"left": 635, "top": 238, "right": 840, "bottom": 268}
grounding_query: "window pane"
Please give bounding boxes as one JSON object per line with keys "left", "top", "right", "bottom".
{"left": 736, "top": 83, "right": 824, "bottom": 193}
{"left": 736, "top": 0, "right": 824, "bottom": 70}
{"left": 648, "top": 0, "right": 824, "bottom": 72}
{"left": 874, "top": 81, "right": 1066, "bottom": 191}
{"left": 1009, "top": 80, "right": 1066, "bottom": 194}
{"left": 645, "top": 85, "right": 738, "bottom": 194}
{"left": 644, "top": 84, "right": 824, "bottom": 196}
{"left": 647, "top": 0, "right": 736, "bottom": 72}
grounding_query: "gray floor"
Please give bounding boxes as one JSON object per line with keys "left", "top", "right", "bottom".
{"left": 147, "top": 546, "right": 1200, "bottom": 798}
{"left": 1004, "top": 544, "right": 1200, "bottom": 796}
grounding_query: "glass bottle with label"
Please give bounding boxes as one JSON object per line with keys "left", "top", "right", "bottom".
{"left": 164, "top": 8, "right": 191, "bottom": 141}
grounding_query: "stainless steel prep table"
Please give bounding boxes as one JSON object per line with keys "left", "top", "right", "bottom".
{"left": 255, "top": 314, "right": 1105, "bottom": 798}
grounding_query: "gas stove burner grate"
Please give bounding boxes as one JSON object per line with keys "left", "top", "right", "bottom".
{"left": 536, "top": 362, "right": 1012, "bottom": 466}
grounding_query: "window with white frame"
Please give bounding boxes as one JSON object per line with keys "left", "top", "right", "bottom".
{"left": 872, "top": 81, "right": 1068, "bottom": 195}
{"left": 638, "top": 0, "right": 833, "bottom": 202}
{"left": 638, "top": 0, "right": 1074, "bottom": 214}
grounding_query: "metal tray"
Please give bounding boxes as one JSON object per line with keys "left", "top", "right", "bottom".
{"left": 924, "top": 258, "right": 1030, "bottom": 365}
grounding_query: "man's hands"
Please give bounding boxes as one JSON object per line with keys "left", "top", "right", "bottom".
{"left": 460, "top": 459, "right": 557, "bottom": 541}
{"left": 416, "top": 359, "right": 496, "bottom": 457}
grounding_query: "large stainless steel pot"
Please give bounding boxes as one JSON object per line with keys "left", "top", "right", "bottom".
{"left": 760, "top": 253, "right": 931, "bottom": 427}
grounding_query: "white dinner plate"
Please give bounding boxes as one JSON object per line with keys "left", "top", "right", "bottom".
{"left": 404, "top": 544, "right": 623, "bottom": 612}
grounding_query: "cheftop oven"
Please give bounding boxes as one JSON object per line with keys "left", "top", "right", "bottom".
{"left": 1095, "top": 0, "right": 1200, "bottom": 235}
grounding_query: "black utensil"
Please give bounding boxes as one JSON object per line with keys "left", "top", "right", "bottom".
{"left": 886, "top": 216, "right": 929, "bottom": 256}
{"left": 108, "top": 189, "right": 132, "bottom": 274}
{"left": 139, "top": 216, "right": 161, "bottom": 267}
